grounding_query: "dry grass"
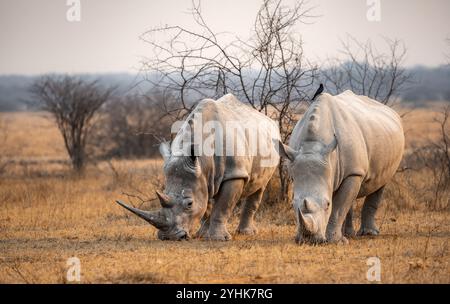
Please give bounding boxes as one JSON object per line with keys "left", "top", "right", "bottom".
{"left": 0, "top": 110, "right": 449, "bottom": 283}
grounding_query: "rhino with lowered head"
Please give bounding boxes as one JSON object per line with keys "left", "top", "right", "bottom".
{"left": 117, "top": 94, "right": 280, "bottom": 241}
{"left": 278, "top": 89, "right": 404, "bottom": 244}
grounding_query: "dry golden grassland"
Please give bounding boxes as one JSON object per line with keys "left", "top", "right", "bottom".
{"left": 0, "top": 109, "right": 449, "bottom": 283}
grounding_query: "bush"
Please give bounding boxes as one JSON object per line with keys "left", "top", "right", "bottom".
{"left": 91, "top": 90, "right": 176, "bottom": 159}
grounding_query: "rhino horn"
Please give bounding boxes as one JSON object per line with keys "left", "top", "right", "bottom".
{"left": 304, "top": 198, "right": 319, "bottom": 213}
{"left": 156, "top": 190, "right": 174, "bottom": 208}
{"left": 115, "top": 200, "right": 168, "bottom": 229}
{"left": 298, "top": 208, "right": 316, "bottom": 234}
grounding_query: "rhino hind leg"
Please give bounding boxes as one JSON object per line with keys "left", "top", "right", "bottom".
{"left": 196, "top": 200, "right": 212, "bottom": 238}
{"left": 196, "top": 215, "right": 210, "bottom": 238}
{"left": 237, "top": 188, "right": 264, "bottom": 235}
{"left": 342, "top": 206, "right": 356, "bottom": 237}
{"left": 204, "top": 179, "right": 245, "bottom": 241}
{"left": 358, "top": 186, "right": 385, "bottom": 236}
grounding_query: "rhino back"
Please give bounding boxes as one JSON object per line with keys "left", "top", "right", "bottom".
{"left": 172, "top": 94, "right": 280, "bottom": 198}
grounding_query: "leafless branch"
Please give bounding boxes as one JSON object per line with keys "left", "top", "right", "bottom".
{"left": 321, "top": 35, "right": 410, "bottom": 106}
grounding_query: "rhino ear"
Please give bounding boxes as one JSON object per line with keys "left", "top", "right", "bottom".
{"left": 276, "top": 140, "right": 297, "bottom": 162}
{"left": 185, "top": 144, "right": 201, "bottom": 176}
{"left": 189, "top": 144, "right": 198, "bottom": 164}
{"left": 159, "top": 142, "right": 171, "bottom": 161}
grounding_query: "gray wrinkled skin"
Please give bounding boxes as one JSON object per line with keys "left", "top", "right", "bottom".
{"left": 278, "top": 90, "right": 404, "bottom": 245}
{"left": 118, "top": 94, "right": 280, "bottom": 241}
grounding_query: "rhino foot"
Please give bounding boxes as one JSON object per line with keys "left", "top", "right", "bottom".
{"left": 332, "top": 236, "right": 349, "bottom": 245}
{"left": 237, "top": 224, "right": 258, "bottom": 235}
{"left": 343, "top": 226, "right": 356, "bottom": 238}
{"left": 326, "top": 234, "right": 349, "bottom": 245}
{"left": 204, "top": 229, "right": 232, "bottom": 241}
{"left": 326, "top": 227, "right": 349, "bottom": 245}
{"left": 357, "top": 227, "right": 380, "bottom": 236}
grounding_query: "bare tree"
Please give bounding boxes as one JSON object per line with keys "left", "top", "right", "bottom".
{"left": 321, "top": 35, "right": 410, "bottom": 105}
{"left": 141, "top": 0, "right": 318, "bottom": 203}
{"left": 31, "top": 75, "right": 114, "bottom": 172}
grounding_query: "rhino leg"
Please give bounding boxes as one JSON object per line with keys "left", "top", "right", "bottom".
{"left": 205, "top": 179, "right": 245, "bottom": 241}
{"left": 196, "top": 201, "right": 212, "bottom": 238}
{"left": 197, "top": 216, "right": 210, "bottom": 238}
{"left": 358, "top": 186, "right": 384, "bottom": 236}
{"left": 343, "top": 205, "right": 356, "bottom": 237}
{"left": 326, "top": 176, "right": 362, "bottom": 244}
{"left": 237, "top": 188, "right": 264, "bottom": 235}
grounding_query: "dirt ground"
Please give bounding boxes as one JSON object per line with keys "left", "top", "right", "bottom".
{"left": 0, "top": 110, "right": 449, "bottom": 283}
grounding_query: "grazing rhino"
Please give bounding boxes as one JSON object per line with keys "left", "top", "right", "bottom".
{"left": 117, "top": 94, "right": 280, "bottom": 241}
{"left": 278, "top": 89, "right": 404, "bottom": 244}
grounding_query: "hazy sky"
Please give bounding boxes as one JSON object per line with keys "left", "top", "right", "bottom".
{"left": 0, "top": 0, "right": 449, "bottom": 75}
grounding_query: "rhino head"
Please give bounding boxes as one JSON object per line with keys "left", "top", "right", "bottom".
{"left": 278, "top": 136, "right": 337, "bottom": 244}
{"left": 116, "top": 142, "right": 208, "bottom": 240}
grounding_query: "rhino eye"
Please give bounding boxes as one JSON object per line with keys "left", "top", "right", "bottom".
{"left": 184, "top": 199, "right": 193, "bottom": 210}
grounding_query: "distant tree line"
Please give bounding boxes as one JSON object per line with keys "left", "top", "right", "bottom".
{"left": 1, "top": 64, "right": 450, "bottom": 112}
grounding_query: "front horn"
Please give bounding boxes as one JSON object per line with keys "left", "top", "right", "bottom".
{"left": 116, "top": 200, "right": 168, "bottom": 229}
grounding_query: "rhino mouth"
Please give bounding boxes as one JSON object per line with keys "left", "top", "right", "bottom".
{"left": 158, "top": 229, "right": 190, "bottom": 241}
{"left": 296, "top": 208, "right": 326, "bottom": 244}
{"left": 176, "top": 230, "right": 190, "bottom": 240}
{"left": 295, "top": 232, "right": 326, "bottom": 245}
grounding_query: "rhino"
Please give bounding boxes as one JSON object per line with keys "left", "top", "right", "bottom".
{"left": 117, "top": 94, "right": 280, "bottom": 241}
{"left": 278, "top": 89, "right": 404, "bottom": 244}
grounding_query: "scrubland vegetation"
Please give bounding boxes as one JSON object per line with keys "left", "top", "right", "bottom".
{"left": 0, "top": 106, "right": 448, "bottom": 283}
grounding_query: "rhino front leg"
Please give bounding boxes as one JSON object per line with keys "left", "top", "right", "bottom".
{"left": 205, "top": 179, "right": 245, "bottom": 241}
{"left": 326, "top": 176, "right": 362, "bottom": 244}
{"left": 237, "top": 188, "right": 264, "bottom": 235}
{"left": 343, "top": 206, "right": 356, "bottom": 237}
{"left": 358, "top": 186, "right": 384, "bottom": 236}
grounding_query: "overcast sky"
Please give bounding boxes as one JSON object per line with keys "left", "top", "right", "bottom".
{"left": 0, "top": 0, "right": 449, "bottom": 75}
